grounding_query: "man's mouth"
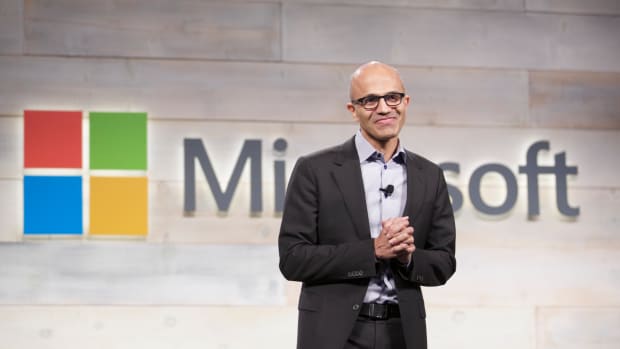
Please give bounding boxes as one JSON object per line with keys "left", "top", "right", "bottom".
{"left": 375, "top": 117, "right": 396, "bottom": 125}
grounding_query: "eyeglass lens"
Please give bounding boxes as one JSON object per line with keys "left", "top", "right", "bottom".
{"left": 359, "top": 93, "right": 403, "bottom": 109}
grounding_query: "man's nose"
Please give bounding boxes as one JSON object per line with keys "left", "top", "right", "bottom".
{"left": 375, "top": 97, "right": 392, "bottom": 114}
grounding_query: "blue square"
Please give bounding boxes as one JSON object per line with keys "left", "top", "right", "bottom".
{"left": 24, "top": 176, "right": 83, "bottom": 234}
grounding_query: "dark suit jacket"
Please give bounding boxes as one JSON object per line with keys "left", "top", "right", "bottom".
{"left": 278, "top": 137, "right": 456, "bottom": 349}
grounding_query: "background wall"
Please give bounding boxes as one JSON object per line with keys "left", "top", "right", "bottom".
{"left": 1, "top": 0, "right": 619, "bottom": 348}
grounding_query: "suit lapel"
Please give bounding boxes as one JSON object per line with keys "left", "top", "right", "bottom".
{"left": 331, "top": 138, "right": 372, "bottom": 240}
{"left": 404, "top": 151, "right": 426, "bottom": 225}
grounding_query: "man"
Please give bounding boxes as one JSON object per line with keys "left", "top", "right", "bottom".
{"left": 278, "top": 61, "right": 456, "bottom": 349}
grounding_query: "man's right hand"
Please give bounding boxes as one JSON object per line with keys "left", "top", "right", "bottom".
{"left": 374, "top": 216, "right": 415, "bottom": 261}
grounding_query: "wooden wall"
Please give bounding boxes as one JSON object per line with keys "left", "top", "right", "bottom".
{"left": 0, "top": 0, "right": 619, "bottom": 348}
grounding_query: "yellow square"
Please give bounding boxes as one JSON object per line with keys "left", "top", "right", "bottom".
{"left": 90, "top": 177, "right": 148, "bottom": 236}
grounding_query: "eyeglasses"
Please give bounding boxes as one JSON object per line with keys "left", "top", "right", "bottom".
{"left": 351, "top": 92, "right": 406, "bottom": 110}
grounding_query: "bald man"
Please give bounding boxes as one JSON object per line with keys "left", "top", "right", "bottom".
{"left": 279, "top": 61, "right": 456, "bottom": 349}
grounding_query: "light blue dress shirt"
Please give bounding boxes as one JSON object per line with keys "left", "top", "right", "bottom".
{"left": 354, "top": 130, "right": 408, "bottom": 304}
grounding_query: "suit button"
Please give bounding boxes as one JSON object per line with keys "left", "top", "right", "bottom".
{"left": 352, "top": 304, "right": 360, "bottom": 311}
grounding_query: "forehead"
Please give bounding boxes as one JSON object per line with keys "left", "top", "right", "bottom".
{"left": 350, "top": 66, "right": 405, "bottom": 98}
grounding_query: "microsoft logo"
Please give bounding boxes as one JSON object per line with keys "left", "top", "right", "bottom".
{"left": 23, "top": 110, "right": 148, "bottom": 236}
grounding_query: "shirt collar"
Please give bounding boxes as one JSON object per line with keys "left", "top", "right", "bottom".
{"left": 354, "top": 130, "right": 406, "bottom": 164}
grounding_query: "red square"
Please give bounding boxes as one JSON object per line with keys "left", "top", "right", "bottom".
{"left": 24, "top": 110, "right": 82, "bottom": 168}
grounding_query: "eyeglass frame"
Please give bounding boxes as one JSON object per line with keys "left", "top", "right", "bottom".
{"left": 350, "top": 92, "right": 406, "bottom": 110}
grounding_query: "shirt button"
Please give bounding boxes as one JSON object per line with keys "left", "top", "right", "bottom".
{"left": 352, "top": 304, "right": 360, "bottom": 311}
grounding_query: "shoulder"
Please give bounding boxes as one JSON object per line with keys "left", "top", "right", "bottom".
{"left": 303, "top": 144, "right": 345, "bottom": 162}
{"left": 297, "top": 138, "right": 356, "bottom": 166}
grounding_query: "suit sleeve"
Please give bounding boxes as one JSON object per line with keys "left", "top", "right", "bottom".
{"left": 278, "top": 156, "right": 377, "bottom": 284}
{"left": 396, "top": 168, "right": 456, "bottom": 286}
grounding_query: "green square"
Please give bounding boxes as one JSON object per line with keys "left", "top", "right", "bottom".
{"left": 90, "top": 112, "right": 147, "bottom": 170}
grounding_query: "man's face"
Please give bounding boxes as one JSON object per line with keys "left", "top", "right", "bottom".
{"left": 347, "top": 65, "right": 410, "bottom": 148}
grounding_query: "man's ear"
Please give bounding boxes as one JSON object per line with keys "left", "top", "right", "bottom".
{"left": 403, "top": 95, "right": 411, "bottom": 107}
{"left": 347, "top": 103, "right": 358, "bottom": 121}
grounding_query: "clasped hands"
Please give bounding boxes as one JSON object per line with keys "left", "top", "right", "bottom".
{"left": 374, "top": 216, "right": 415, "bottom": 265}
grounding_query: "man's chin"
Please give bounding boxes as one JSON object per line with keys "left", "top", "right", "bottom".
{"left": 373, "top": 132, "right": 399, "bottom": 143}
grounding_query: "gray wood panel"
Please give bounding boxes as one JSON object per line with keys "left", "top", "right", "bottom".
{"left": 0, "top": 0, "right": 22, "bottom": 54}
{"left": 423, "top": 246, "right": 620, "bottom": 306}
{"left": 527, "top": 0, "right": 620, "bottom": 15}
{"left": 428, "top": 307, "right": 535, "bottom": 349}
{"left": 529, "top": 71, "right": 620, "bottom": 129}
{"left": 0, "top": 117, "right": 22, "bottom": 179}
{"left": 1, "top": 243, "right": 617, "bottom": 307}
{"left": 0, "top": 180, "right": 21, "bottom": 242}
{"left": 283, "top": 4, "right": 620, "bottom": 72}
{"left": 450, "top": 187, "right": 620, "bottom": 249}
{"left": 0, "top": 241, "right": 283, "bottom": 305}
{"left": 0, "top": 305, "right": 536, "bottom": 349}
{"left": 246, "top": 0, "right": 525, "bottom": 11}
{"left": 24, "top": 0, "right": 280, "bottom": 61}
{"left": 537, "top": 307, "right": 620, "bottom": 349}
{"left": 0, "top": 56, "right": 529, "bottom": 126}
{"left": 0, "top": 305, "right": 298, "bottom": 349}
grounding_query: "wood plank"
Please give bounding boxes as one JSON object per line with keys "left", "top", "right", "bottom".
{"left": 283, "top": 4, "right": 620, "bottom": 72}
{"left": 0, "top": 117, "right": 22, "bottom": 179}
{"left": 0, "top": 305, "right": 297, "bottom": 349}
{"left": 423, "top": 246, "right": 620, "bottom": 307}
{"left": 452, "top": 187, "right": 620, "bottom": 249}
{"left": 0, "top": 56, "right": 529, "bottom": 126}
{"left": 526, "top": 0, "right": 620, "bottom": 15}
{"left": 378, "top": 0, "right": 527, "bottom": 10}
{"left": 0, "top": 180, "right": 21, "bottom": 242}
{"left": 24, "top": 0, "right": 280, "bottom": 60}
{"left": 0, "top": 305, "right": 539, "bottom": 349}
{"left": 529, "top": 71, "right": 620, "bottom": 129}
{"left": 406, "top": 67, "right": 529, "bottom": 127}
{"left": 248, "top": 0, "right": 525, "bottom": 11}
{"left": 537, "top": 307, "right": 620, "bottom": 349}
{"left": 0, "top": 243, "right": 618, "bottom": 308}
{"left": 0, "top": 242, "right": 284, "bottom": 305}
{"left": 0, "top": 0, "right": 22, "bottom": 54}
{"left": 428, "top": 307, "right": 535, "bottom": 349}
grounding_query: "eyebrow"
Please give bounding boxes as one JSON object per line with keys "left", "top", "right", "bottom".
{"left": 357, "top": 91, "right": 404, "bottom": 98}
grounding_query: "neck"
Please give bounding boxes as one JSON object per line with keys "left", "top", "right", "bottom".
{"left": 362, "top": 133, "right": 399, "bottom": 160}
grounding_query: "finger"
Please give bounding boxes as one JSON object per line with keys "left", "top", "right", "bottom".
{"left": 396, "top": 244, "right": 415, "bottom": 254}
{"left": 392, "top": 240, "right": 412, "bottom": 252}
{"left": 388, "top": 233, "right": 408, "bottom": 246}
{"left": 385, "top": 216, "right": 407, "bottom": 226}
{"left": 394, "top": 236, "right": 413, "bottom": 245}
{"left": 383, "top": 217, "right": 412, "bottom": 240}
{"left": 393, "top": 246, "right": 411, "bottom": 256}
{"left": 386, "top": 221, "right": 408, "bottom": 237}
{"left": 389, "top": 228, "right": 414, "bottom": 245}
{"left": 387, "top": 221, "right": 407, "bottom": 239}
{"left": 381, "top": 219, "right": 395, "bottom": 237}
